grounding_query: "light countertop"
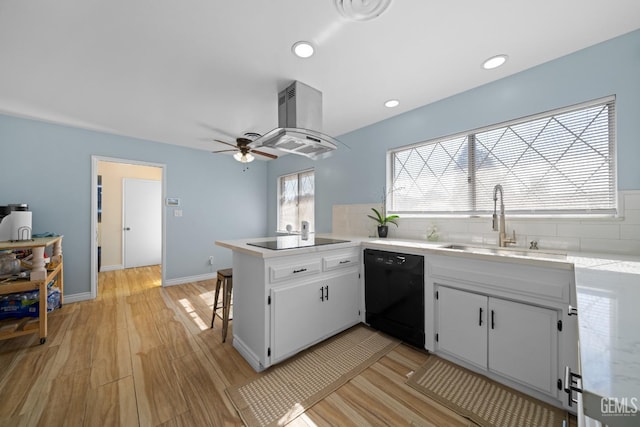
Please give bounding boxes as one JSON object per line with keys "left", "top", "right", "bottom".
{"left": 215, "top": 235, "right": 361, "bottom": 258}
{"left": 216, "top": 234, "right": 575, "bottom": 269}
{"left": 570, "top": 256, "right": 640, "bottom": 423}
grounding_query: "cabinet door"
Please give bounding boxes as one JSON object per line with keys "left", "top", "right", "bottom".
{"left": 323, "top": 271, "right": 360, "bottom": 335}
{"left": 436, "top": 286, "right": 488, "bottom": 370}
{"left": 271, "top": 278, "right": 327, "bottom": 363}
{"left": 271, "top": 272, "right": 359, "bottom": 363}
{"left": 488, "top": 298, "right": 558, "bottom": 396}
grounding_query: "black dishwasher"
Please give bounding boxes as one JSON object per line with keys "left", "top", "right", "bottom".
{"left": 364, "top": 249, "right": 425, "bottom": 348}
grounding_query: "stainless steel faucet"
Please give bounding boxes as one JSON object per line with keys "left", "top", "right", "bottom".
{"left": 493, "top": 184, "right": 516, "bottom": 247}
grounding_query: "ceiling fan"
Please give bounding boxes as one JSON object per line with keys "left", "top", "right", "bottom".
{"left": 212, "top": 132, "right": 278, "bottom": 163}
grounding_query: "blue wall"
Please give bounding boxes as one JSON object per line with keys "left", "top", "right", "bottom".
{"left": 2, "top": 29, "right": 639, "bottom": 297}
{"left": 267, "top": 29, "right": 640, "bottom": 232}
{"left": 0, "top": 115, "right": 268, "bottom": 296}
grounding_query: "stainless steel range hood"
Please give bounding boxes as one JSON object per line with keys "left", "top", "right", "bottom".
{"left": 250, "top": 81, "right": 340, "bottom": 160}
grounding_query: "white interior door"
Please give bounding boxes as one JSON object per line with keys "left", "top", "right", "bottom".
{"left": 123, "top": 178, "right": 162, "bottom": 268}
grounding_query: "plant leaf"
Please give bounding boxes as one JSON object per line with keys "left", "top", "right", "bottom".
{"left": 367, "top": 214, "right": 382, "bottom": 224}
{"left": 370, "top": 208, "right": 384, "bottom": 223}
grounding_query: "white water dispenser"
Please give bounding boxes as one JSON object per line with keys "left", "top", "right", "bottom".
{"left": 0, "top": 204, "right": 32, "bottom": 242}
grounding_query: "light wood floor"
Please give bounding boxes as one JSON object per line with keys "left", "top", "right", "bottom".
{"left": 0, "top": 267, "right": 571, "bottom": 426}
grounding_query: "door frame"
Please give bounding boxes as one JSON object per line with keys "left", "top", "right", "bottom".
{"left": 90, "top": 155, "right": 167, "bottom": 299}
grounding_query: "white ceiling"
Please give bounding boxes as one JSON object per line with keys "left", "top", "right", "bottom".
{"left": 1, "top": 1, "right": 639, "bottom": 158}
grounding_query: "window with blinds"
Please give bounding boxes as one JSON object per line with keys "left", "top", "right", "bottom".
{"left": 277, "top": 169, "right": 315, "bottom": 232}
{"left": 389, "top": 97, "right": 616, "bottom": 216}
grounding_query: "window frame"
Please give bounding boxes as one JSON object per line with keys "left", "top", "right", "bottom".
{"left": 276, "top": 168, "right": 315, "bottom": 233}
{"left": 387, "top": 96, "right": 617, "bottom": 218}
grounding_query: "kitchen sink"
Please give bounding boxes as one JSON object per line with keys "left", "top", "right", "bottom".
{"left": 440, "top": 244, "right": 567, "bottom": 260}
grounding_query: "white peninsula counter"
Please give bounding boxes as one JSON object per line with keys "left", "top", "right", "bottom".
{"left": 216, "top": 235, "right": 363, "bottom": 372}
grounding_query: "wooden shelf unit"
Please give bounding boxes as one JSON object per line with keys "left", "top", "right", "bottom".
{"left": 0, "top": 236, "right": 64, "bottom": 344}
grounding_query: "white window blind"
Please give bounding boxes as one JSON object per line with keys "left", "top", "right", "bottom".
{"left": 389, "top": 97, "right": 616, "bottom": 216}
{"left": 278, "top": 169, "right": 315, "bottom": 232}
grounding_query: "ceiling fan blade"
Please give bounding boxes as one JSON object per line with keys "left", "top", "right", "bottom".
{"left": 213, "top": 139, "right": 239, "bottom": 148}
{"left": 197, "top": 123, "right": 237, "bottom": 138}
{"left": 212, "top": 149, "right": 239, "bottom": 154}
{"left": 251, "top": 149, "right": 278, "bottom": 159}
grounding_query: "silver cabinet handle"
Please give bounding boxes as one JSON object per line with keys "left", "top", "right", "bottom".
{"left": 563, "top": 365, "right": 582, "bottom": 407}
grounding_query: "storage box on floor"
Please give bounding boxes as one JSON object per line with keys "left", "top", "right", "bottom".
{"left": 0, "top": 279, "right": 61, "bottom": 320}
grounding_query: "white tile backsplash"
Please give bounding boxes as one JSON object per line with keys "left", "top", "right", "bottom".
{"left": 332, "top": 190, "right": 640, "bottom": 255}
{"left": 623, "top": 209, "right": 640, "bottom": 224}
{"left": 509, "top": 222, "right": 557, "bottom": 237}
{"left": 622, "top": 192, "right": 640, "bottom": 210}
{"left": 620, "top": 224, "right": 640, "bottom": 240}
{"left": 579, "top": 238, "right": 640, "bottom": 254}
{"left": 556, "top": 223, "right": 620, "bottom": 239}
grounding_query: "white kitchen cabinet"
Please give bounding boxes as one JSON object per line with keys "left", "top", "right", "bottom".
{"left": 436, "top": 286, "right": 487, "bottom": 370}
{"left": 488, "top": 297, "right": 558, "bottom": 396}
{"left": 436, "top": 285, "right": 559, "bottom": 398}
{"left": 269, "top": 259, "right": 322, "bottom": 283}
{"left": 228, "top": 245, "right": 361, "bottom": 372}
{"left": 271, "top": 270, "right": 359, "bottom": 363}
{"left": 427, "top": 252, "right": 577, "bottom": 410}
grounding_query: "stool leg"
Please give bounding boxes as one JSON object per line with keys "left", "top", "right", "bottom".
{"left": 211, "top": 276, "right": 222, "bottom": 329}
{"left": 222, "top": 277, "right": 233, "bottom": 343}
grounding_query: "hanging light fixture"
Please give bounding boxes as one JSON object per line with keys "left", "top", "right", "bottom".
{"left": 234, "top": 152, "right": 255, "bottom": 163}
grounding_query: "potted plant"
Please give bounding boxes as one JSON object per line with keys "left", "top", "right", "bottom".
{"left": 368, "top": 207, "right": 399, "bottom": 238}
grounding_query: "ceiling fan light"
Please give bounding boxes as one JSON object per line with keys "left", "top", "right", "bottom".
{"left": 234, "top": 152, "right": 255, "bottom": 163}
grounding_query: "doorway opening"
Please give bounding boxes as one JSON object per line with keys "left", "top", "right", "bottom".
{"left": 91, "top": 156, "right": 166, "bottom": 299}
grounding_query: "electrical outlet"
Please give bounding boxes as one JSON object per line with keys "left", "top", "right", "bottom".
{"left": 208, "top": 256, "right": 214, "bottom": 265}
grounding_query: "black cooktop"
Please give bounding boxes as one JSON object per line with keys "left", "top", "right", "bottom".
{"left": 247, "top": 236, "right": 350, "bottom": 250}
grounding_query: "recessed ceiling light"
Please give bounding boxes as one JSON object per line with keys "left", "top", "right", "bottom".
{"left": 482, "top": 54, "right": 508, "bottom": 70}
{"left": 384, "top": 99, "right": 399, "bottom": 108}
{"left": 292, "top": 41, "right": 315, "bottom": 58}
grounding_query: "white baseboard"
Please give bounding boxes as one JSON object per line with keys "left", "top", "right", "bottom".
{"left": 233, "top": 337, "right": 264, "bottom": 372}
{"left": 100, "top": 264, "right": 123, "bottom": 272}
{"left": 63, "top": 292, "right": 94, "bottom": 303}
{"left": 164, "top": 272, "right": 217, "bottom": 287}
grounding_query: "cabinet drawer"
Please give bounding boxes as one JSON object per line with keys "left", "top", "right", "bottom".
{"left": 269, "top": 259, "right": 321, "bottom": 283}
{"left": 323, "top": 251, "right": 359, "bottom": 272}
